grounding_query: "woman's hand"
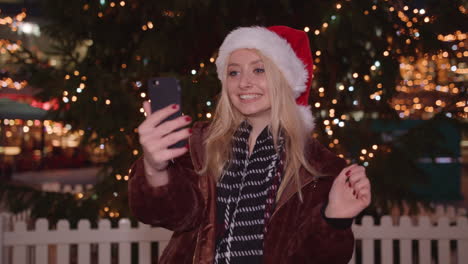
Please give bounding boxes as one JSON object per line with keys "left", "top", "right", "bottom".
{"left": 138, "top": 101, "right": 192, "bottom": 185}
{"left": 325, "top": 164, "right": 371, "bottom": 218}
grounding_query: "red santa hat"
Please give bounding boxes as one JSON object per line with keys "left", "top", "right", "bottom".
{"left": 215, "top": 25, "right": 315, "bottom": 132}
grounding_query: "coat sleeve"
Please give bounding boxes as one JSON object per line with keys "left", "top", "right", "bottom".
{"left": 293, "top": 138, "right": 355, "bottom": 263}
{"left": 288, "top": 181, "right": 355, "bottom": 264}
{"left": 301, "top": 201, "right": 354, "bottom": 264}
{"left": 128, "top": 152, "right": 204, "bottom": 232}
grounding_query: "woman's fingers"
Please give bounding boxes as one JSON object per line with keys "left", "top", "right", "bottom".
{"left": 162, "top": 128, "right": 191, "bottom": 147}
{"left": 139, "top": 103, "right": 180, "bottom": 131}
{"left": 347, "top": 167, "right": 367, "bottom": 186}
{"left": 144, "top": 128, "right": 191, "bottom": 151}
{"left": 143, "top": 101, "right": 152, "bottom": 116}
{"left": 155, "top": 115, "right": 192, "bottom": 138}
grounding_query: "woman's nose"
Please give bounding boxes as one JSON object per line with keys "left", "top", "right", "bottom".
{"left": 239, "top": 72, "right": 253, "bottom": 89}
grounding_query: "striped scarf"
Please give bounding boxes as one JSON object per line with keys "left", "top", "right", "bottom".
{"left": 214, "top": 121, "right": 284, "bottom": 264}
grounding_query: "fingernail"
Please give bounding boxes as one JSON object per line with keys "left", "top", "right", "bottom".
{"left": 346, "top": 170, "right": 351, "bottom": 176}
{"left": 189, "top": 128, "right": 193, "bottom": 134}
{"left": 185, "top": 116, "right": 192, "bottom": 122}
{"left": 348, "top": 182, "right": 352, "bottom": 188}
{"left": 353, "top": 190, "right": 356, "bottom": 195}
{"left": 172, "top": 104, "right": 178, "bottom": 109}
{"left": 185, "top": 143, "right": 189, "bottom": 149}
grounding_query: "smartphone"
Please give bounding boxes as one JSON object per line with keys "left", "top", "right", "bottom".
{"left": 147, "top": 77, "right": 187, "bottom": 148}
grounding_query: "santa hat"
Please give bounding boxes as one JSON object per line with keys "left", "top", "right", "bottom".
{"left": 215, "top": 25, "right": 315, "bottom": 132}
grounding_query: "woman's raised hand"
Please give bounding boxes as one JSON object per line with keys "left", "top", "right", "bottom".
{"left": 325, "top": 164, "right": 371, "bottom": 218}
{"left": 138, "top": 101, "right": 192, "bottom": 185}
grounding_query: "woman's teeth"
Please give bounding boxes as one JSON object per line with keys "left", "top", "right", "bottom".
{"left": 239, "top": 94, "right": 261, "bottom": 99}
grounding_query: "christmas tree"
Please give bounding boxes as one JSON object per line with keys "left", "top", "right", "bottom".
{"left": 0, "top": 0, "right": 466, "bottom": 223}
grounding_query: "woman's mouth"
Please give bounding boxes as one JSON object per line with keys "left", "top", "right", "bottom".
{"left": 239, "top": 94, "right": 262, "bottom": 101}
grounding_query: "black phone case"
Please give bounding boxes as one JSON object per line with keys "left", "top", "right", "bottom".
{"left": 148, "top": 77, "right": 187, "bottom": 148}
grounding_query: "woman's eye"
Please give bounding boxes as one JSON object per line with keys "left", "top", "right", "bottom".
{"left": 228, "top": 71, "right": 239, "bottom": 77}
{"left": 254, "top": 68, "right": 265, "bottom": 74}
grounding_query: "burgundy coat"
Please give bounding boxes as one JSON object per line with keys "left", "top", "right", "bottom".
{"left": 129, "top": 122, "right": 354, "bottom": 264}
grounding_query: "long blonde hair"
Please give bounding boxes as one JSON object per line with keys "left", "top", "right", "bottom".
{"left": 199, "top": 49, "right": 319, "bottom": 201}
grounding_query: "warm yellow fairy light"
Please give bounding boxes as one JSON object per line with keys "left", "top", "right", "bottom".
{"left": 361, "top": 149, "right": 367, "bottom": 155}
{"left": 206, "top": 113, "right": 212, "bottom": 118}
{"left": 383, "top": 51, "right": 390, "bottom": 56}
{"left": 336, "top": 3, "right": 342, "bottom": 9}
{"left": 104, "top": 207, "right": 109, "bottom": 212}
{"left": 147, "top": 21, "right": 154, "bottom": 29}
{"left": 116, "top": 174, "right": 122, "bottom": 180}
{"left": 322, "top": 23, "right": 328, "bottom": 28}
{"left": 314, "top": 102, "right": 321, "bottom": 108}
{"left": 314, "top": 29, "right": 320, "bottom": 35}
{"left": 210, "top": 57, "right": 215, "bottom": 63}
{"left": 120, "top": 1, "right": 125, "bottom": 7}
{"left": 93, "top": 97, "right": 98, "bottom": 102}
{"left": 424, "top": 17, "right": 430, "bottom": 23}
{"left": 105, "top": 99, "right": 111, "bottom": 105}
{"left": 110, "top": 2, "right": 115, "bottom": 7}
{"left": 74, "top": 70, "right": 79, "bottom": 76}
{"left": 332, "top": 99, "right": 337, "bottom": 104}
{"left": 200, "top": 63, "right": 205, "bottom": 68}
{"left": 369, "top": 153, "right": 374, "bottom": 158}
{"left": 304, "top": 27, "right": 310, "bottom": 32}
{"left": 65, "top": 74, "right": 70, "bottom": 80}
{"left": 133, "top": 149, "right": 139, "bottom": 155}
{"left": 323, "top": 120, "right": 330, "bottom": 125}
{"left": 71, "top": 96, "right": 77, "bottom": 102}
{"left": 315, "top": 50, "right": 321, "bottom": 56}
{"left": 353, "top": 73, "right": 359, "bottom": 78}
{"left": 124, "top": 175, "right": 129, "bottom": 181}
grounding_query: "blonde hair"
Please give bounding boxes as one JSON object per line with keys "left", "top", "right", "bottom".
{"left": 199, "top": 49, "right": 319, "bottom": 201}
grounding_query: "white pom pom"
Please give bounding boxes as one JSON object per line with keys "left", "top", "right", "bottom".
{"left": 297, "top": 105, "right": 315, "bottom": 132}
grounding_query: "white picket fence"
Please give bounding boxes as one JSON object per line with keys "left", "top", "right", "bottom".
{"left": 1, "top": 213, "right": 467, "bottom": 264}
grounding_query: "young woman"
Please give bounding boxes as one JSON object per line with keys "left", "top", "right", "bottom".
{"left": 129, "top": 26, "right": 371, "bottom": 264}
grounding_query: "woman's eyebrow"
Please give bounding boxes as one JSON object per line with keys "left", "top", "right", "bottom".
{"left": 227, "top": 60, "right": 263, "bottom": 67}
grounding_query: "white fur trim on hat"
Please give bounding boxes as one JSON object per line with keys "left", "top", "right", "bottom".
{"left": 215, "top": 27, "right": 308, "bottom": 99}
{"left": 297, "top": 105, "right": 315, "bottom": 132}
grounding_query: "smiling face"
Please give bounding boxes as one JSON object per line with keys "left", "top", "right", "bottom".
{"left": 225, "top": 49, "right": 272, "bottom": 124}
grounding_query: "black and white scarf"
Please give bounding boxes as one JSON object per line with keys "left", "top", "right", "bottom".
{"left": 214, "top": 121, "right": 284, "bottom": 264}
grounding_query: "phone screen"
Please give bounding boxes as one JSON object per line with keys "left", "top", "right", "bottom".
{"left": 147, "top": 77, "right": 186, "bottom": 148}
